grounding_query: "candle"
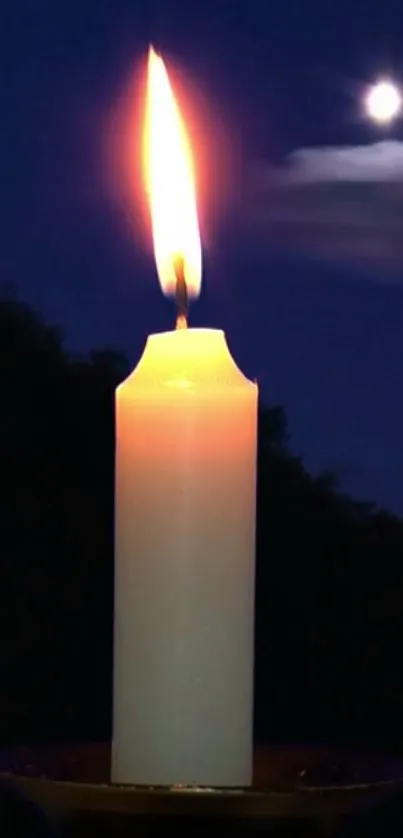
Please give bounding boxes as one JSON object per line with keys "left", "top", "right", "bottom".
{"left": 112, "top": 48, "right": 258, "bottom": 787}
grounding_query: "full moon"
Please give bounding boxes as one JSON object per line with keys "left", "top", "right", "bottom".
{"left": 365, "top": 79, "right": 402, "bottom": 124}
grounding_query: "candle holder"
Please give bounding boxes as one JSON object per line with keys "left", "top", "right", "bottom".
{"left": 2, "top": 743, "right": 403, "bottom": 837}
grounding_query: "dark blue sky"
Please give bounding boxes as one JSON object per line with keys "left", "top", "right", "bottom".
{"left": 2, "top": 0, "right": 403, "bottom": 513}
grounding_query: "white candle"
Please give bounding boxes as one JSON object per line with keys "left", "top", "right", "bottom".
{"left": 112, "top": 325, "right": 258, "bottom": 786}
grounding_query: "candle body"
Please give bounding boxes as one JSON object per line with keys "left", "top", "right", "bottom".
{"left": 112, "top": 328, "right": 257, "bottom": 786}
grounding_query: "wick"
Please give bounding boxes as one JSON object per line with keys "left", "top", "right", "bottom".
{"left": 174, "top": 255, "right": 188, "bottom": 330}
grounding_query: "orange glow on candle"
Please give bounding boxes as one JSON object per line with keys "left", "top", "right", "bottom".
{"left": 143, "top": 46, "right": 202, "bottom": 300}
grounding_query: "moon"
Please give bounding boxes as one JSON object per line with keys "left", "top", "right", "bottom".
{"left": 365, "top": 79, "right": 402, "bottom": 124}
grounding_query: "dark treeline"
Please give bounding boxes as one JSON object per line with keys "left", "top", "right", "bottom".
{"left": 2, "top": 293, "right": 403, "bottom": 755}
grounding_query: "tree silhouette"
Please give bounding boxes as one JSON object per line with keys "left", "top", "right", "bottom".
{"left": 1, "top": 291, "right": 403, "bottom": 755}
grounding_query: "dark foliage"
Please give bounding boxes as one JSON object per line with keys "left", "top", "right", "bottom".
{"left": 1, "top": 293, "right": 403, "bottom": 754}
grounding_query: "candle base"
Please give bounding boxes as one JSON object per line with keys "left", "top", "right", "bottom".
{"left": 2, "top": 742, "right": 398, "bottom": 838}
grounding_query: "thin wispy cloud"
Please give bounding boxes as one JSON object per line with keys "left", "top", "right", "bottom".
{"left": 248, "top": 141, "right": 403, "bottom": 276}
{"left": 286, "top": 141, "right": 403, "bottom": 183}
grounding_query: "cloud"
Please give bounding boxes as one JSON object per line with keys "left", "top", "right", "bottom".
{"left": 248, "top": 141, "right": 403, "bottom": 276}
{"left": 286, "top": 141, "right": 403, "bottom": 183}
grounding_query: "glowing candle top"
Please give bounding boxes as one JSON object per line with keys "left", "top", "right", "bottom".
{"left": 143, "top": 46, "right": 202, "bottom": 313}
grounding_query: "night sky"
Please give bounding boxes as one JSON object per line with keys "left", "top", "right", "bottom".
{"left": 2, "top": 1, "right": 403, "bottom": 513}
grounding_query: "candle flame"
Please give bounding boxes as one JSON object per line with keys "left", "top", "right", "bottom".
{"left": 144, "top": 46, "right": 202, "bottom": 299}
